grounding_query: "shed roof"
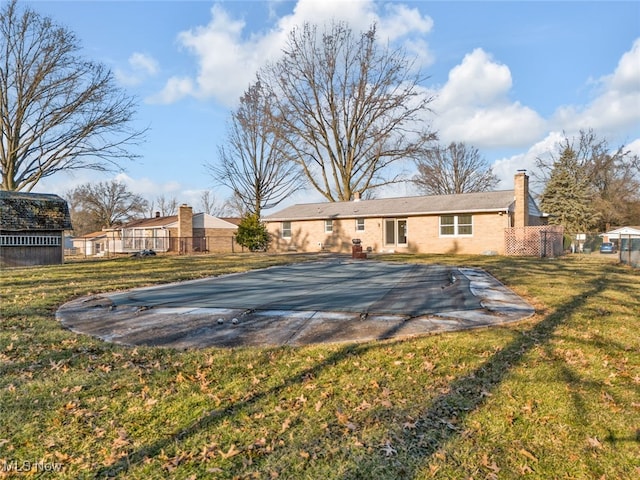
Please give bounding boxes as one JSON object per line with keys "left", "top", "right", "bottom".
{"left": 0, "top": 191, "right": 72, "bottom": 231}
{"left": 264, "top": 190, "right": 517, "bottom": 221}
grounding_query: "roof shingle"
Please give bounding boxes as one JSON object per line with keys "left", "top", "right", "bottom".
{"left": 0, "top": 191, "right": 72, "bottom": 231}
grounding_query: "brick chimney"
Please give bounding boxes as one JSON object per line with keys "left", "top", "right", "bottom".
{"left": 514, "top": 170, "right": 529, "bottom": 228}
{"left": 178, "top": 204, "right": 193, "bottom": 253}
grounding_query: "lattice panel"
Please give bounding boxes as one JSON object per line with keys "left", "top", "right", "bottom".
{"left": 505, "top": 226, "right": 564, "bottom": 257}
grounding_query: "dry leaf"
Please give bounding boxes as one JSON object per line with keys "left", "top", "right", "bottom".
{"left": 219, "top": 444, "right": 241, "bottom": 459}
{"left": 280, "top": 417, "right": 291, "bottom": 433}
{"left": 380, "top": 442, "right": 396, "bottom": 456}
{"left": 586, "top": 436, "right": 603, "bottom": 449}
{"left": 336, "top": 410, "right": 349, "bottom": 425}
{"left": 519, "top": 448, "right": 538, "bottom": 463}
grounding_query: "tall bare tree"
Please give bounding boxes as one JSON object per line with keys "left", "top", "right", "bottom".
{"left": 149, "top": 195, "right": 178, "bottom": 217}
{"left": 535, "top": 129, "right": 640, "bottom": 230}
{"left": 0, "top": 0, "right": 145, "bottom": 191}
{"left": 67, "top": 180, "right": 148, "bottom": 234}
{"left": 207, "top": 80, "right": 305, "bottom": 217}
{"left": 412, "top": 142, "right": 499, "bottom": 195}
{"left": 260, "top": 21, "right": 436, "bottom": 202}
{"left": 198, "top": 190, "right": 235, "bottom": 217}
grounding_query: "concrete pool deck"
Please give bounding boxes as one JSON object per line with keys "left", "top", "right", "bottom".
{"left": 56, "top": 258, "right": 535, "bottom": 348}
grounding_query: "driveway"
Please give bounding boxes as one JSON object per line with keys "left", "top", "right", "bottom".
{"left": 56, "top": 258, "right": 535, "bottom": 348}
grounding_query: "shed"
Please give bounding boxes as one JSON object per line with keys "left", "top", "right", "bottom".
{"left": 0, "top": 191, "right": 73, "bottom": 266}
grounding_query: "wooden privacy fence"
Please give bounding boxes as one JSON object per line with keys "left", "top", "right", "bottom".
{"left": 505, "top": 225, "right": 564, "bottom": 257}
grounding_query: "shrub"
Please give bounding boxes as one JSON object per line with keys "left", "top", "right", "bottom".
{"left": 235, "top": 213, "right": 270, "bottom": 251}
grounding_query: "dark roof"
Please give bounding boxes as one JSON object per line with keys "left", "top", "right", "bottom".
{"left": 0, "top": 191, "right": 72, "bottom": 231}
{"left": 264, "top": 190, "right": 516, "bottom": 221}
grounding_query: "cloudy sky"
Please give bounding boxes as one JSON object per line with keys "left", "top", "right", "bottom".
{"left": 29, "top": 0, "right": 640, "bottom": 212}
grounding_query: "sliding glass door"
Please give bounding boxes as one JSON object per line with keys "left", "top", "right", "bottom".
{"left": 384, "top": 218, "right": 407, "bottom": 247}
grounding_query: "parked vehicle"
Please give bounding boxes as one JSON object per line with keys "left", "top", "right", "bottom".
{"left": 599, "top": 242, "right": 617, "bottom": 254}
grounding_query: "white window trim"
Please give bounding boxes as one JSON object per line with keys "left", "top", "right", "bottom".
{"left": 325, "top": 220, "right": 333, "bottom": 233}
{"left": 282, "top": 221, "right": 292, "bottom": 238}
{"left": 439, "top": 215, "right": 474, "bottom": 237}
{"left": 355, "top": 218, "right": 365, "bottom": 232}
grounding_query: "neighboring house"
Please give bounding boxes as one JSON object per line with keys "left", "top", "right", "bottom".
{"left": 602, "top": 226, "right": 640, "bottom": 242}
{"left": 264, "top": 172, "right": 562, "bottom": 256}
{"left": 76, "top": 205, "right": 239, "bottom": 255}
{"left": 0, "top": 191, "right": 73, "bottom": 267}
{"left": 71, "top": 231, "right": 109, "bottom": 256}
{"left": 602, "top": 226, "right": 640, "bottom": 268}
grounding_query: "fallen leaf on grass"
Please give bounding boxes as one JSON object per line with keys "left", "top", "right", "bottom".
{"left": 518, "top": 448, "right": 538, "bottom": 463}
{"left": 380, "top": 442, "right": 396, "bottom": 456}
{"left": 586, "top": 436, "right": 603, "bottom": 450}
{"left": 218, "top": 444, "right": 241, "bottom": 459}
{"left": 280, "top": 417, "right": 291, "bottom": 433}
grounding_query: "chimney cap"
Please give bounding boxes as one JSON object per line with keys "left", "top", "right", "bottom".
{"left": 517, "top": 169, "right": 527, "bottom": 173}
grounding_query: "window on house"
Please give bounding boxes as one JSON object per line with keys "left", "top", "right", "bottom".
{"left": 355, "top": 218, "right": 365, "bottom": 231}
{"left": 325, "top": 220, "right": 333, "bottom": 233}
{"left": 282, "top": 221, "right": 292, "bottom": 238}
{"left": 440, "top": 215, "right": 473, "bottom": 236}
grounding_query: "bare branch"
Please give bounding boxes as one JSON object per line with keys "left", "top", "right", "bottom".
{"left": 207, "top": 80, "right": 305, "bottom": 217}
{"left": 261, "top": 21, "right": 436, "bottom": 201}
{"left": 412, "top": 142, "right": 499, "bottom": 195}
{"left": 0, "top": 0, "right": 146, "bottom": 191}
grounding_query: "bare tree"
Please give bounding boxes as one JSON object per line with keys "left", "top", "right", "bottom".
{"left": 535, "top": 129, "right": 640, "bottom": 229}
{"left": 198, "top": 190, "right": 233, "bottom": 217}
{"left": 150, "top": 195, "right": 178, "bottom": 217}
{"left": 412, "top": 142, "right": 499, "bottom": 195}
{"left": 0, "top": 0, "right": 145, "bottom": 191}
{"left": 207, "top": 80, "right": 305, "bottom": 217}
{"left": 67, "top": 180, "right": 148, "bottom": 234}
{"left": 260, "top": 21, "right": 436, "bottom": 202}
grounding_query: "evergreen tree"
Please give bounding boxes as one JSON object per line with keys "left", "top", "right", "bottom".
{"left": 235, "top": 214, "right": 270, "bottom": 252}
{"left": 540, "top": 147, "right": 599, "bottom": 233}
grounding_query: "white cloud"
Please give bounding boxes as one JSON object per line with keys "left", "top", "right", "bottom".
{"left": 154, "top": 0, "right": 435, "bottom": 106}
{"left": 378, "top": 3, "right": 434, "bottom": 41}
{"left": 147, "top": 76, "right": 195, "bottom": 105}
{"left": 432, "top": 48, "right": 546, "bottom": 148}
{"left": 551, "top": 38, "right": 640, "bottom": 137}
{"left": 491, "top": 132, "right": 565, "bottom": 190}
{"left": 113, "top": 173, "right": 181, "bottom": 197}
{"left": 627, "top": 138, "right": 640, "bottom": 157}
{"left": 115, "top": 52, "right": 159, "bottom": 87}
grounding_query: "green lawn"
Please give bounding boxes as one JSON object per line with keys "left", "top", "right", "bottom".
{"left": 1, "top": 253, "right": 638, "bottom": 479}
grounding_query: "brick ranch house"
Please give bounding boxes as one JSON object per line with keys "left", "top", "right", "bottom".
{"left": 1, "top": 191, "right": 73, "bottom": 266}
{"left": 264, "top": 172, "right": 563, "bottom": 256}
{"left": 73, "top": 204, "right": 239, "bottom": 255}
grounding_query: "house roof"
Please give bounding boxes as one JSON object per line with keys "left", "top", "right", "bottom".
{"left": 122, "top": 215, "right": 178, "bottom": 229}
{"left": 605, "top": 226, "right": 640, "bottom": 237}
{"left": 74, "top": 231, "right": 108, "bottom": 240}
{"left": 0, "top": 191, "right": 72, "bottom": 231}
{"left": 264, "top": 190, "right": 517, "bottom": 221}
{"left": 118, "top": 213, "right": 238, "bottom": 230}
